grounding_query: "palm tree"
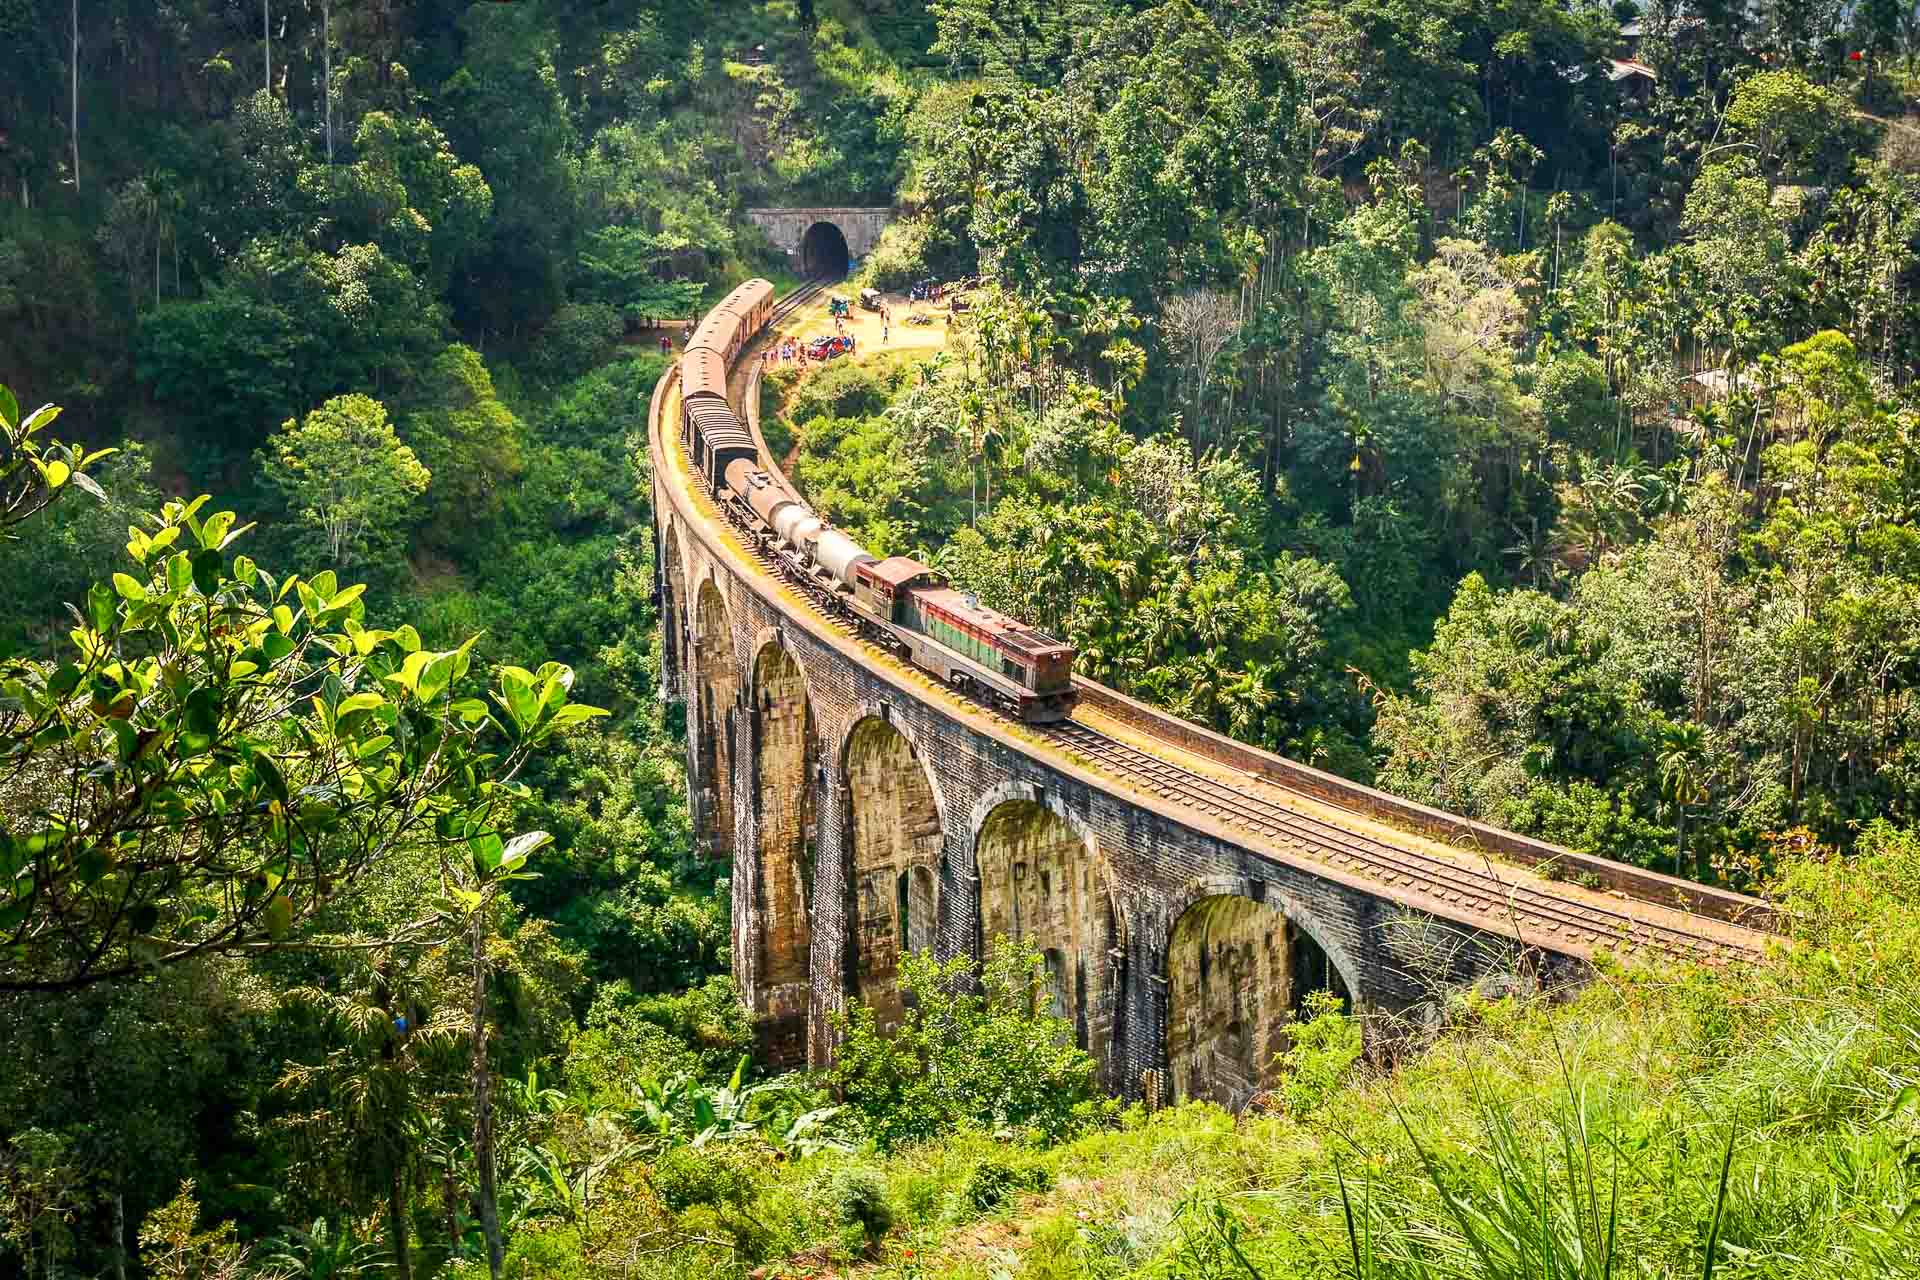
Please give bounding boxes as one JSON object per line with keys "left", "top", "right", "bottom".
{"left": 275, "top": 957, "right": 466, "bottom": 1280}
{"left": 1658, "top": 724, "right": 1712, "bottom": 881}
{"left": 1503, "top": 515, "right": 1560, "bottom": 591}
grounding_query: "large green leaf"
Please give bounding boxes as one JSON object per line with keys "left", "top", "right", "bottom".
{"left": 87, "top": 582, "right": 116, "bottom": 634}
{"left": 191, "top": 548, "right": 224, "bottom": 595}
{"left": 336, "top": 691, "right": 385, "bottom": 718}
{"left": 469, "top": 831, "right": 506, "bottom": 872}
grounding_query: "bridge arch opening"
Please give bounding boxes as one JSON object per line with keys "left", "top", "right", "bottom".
{"left": 1165, "top": 893, "right": 1352, "bottom": 1110}
{"left": 973, "top": 799, "right": 1118, "bottom": 1067}
{"left": 693, "top": 579, "right": 739, "bottom": 860}
{"left": 801, "top": 220, "right": 850, "bottom": 278}
{"left": 751, "top": 642, "right": 816, "bottom": 1047}
{"left": 842, "top": 715, "right": 943, "bottom": 1029}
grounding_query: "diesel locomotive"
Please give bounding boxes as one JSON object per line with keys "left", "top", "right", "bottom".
{"left": 679, "top": 279, "right": 1077, "bottom": 723}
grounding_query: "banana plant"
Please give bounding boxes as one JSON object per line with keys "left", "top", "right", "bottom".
{"left": 260, "top": 1219, "right": 384, "bottom": 1280}
{"left": 622, "top": 1057, "right": 850, "bottom": 1156}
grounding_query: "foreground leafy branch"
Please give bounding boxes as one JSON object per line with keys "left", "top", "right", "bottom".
{"left": 0, "top": 391, "right": 606, "bottom": 993}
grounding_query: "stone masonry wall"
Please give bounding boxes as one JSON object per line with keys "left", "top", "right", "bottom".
{"left": 659, "top": 501, "right": 1561, "bottom": 1097}
{"left": 744, "top": 207, "right": 896, "bottom": 261}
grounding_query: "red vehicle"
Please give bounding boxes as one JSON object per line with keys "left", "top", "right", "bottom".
{"left": 805, "top": 335, "right": 855, "bottom": 360}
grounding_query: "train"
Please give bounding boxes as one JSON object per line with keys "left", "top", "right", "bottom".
{"left": 679, "top": 279, "right": 1078, "bottom": 723}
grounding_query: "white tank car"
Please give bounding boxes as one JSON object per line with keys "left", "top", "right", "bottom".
{"left": 811, "top": 528, "right": 876, "bottom": 586}
{"left": 775, "top": 505, "right": 823, "bottom": 548}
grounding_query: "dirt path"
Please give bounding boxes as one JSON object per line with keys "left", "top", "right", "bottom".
{"left": 765, "top": 288, "right": 952, "bottom": 357}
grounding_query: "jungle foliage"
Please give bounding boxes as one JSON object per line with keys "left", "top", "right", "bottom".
{"left": 5, "top": 0, "right": 1920, "bottom": 1277}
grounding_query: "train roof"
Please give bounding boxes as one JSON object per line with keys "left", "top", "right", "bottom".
{"left": 915, "top": 587, "right": 1073, "bottom": 661}
{"left": 860, "top": 556, "right": 943, "bottom": 590}
{"left": 681, "top": 348, "right": 729, "bottom": 400}
{"left": 686, "top": 402, "right": 751, "bottom": 448}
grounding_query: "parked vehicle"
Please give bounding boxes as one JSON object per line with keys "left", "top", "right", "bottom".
{"left": 805, "top": 335, "right": 855, "bottom": 359}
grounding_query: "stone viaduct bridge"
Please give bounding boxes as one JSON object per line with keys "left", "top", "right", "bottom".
{"left": 649, "top": 292, "right": 1774, "bottom": 1107}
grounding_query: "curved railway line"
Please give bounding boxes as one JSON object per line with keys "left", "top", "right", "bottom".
{"left": 665, "top": 281, "right": 1778, "bottom": 975}
{"left": 1039, "top": 723, "right": 1759, "bottom": 962}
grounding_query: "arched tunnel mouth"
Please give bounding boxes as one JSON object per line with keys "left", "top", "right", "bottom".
{"left": 801, "top": 220, "right": 850, "bottom": 278}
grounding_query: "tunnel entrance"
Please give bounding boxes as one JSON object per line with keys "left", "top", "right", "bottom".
{"left": 801, "top": 221, "right": 850, "bottom": 278}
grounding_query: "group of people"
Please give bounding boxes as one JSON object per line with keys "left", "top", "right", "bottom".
{"left": 764, "top": 333, "right": 855, "bottom": 369}
{"left": 907, "top": 280, "right": 944, "bottom": 303}
{"left": 657, "top": 319, "right": 694, "bottom": 357}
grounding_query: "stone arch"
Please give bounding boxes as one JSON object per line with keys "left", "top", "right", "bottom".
{"left": 1162, "top": 876, "right": 1358, "bottom": 1111}
{"left": 661, "top": 521, "right": 686, "bottom": 700}
{"left": 801, "top": 220, "right": 850, "bottom": 277}
{"left": 840, "top": 713, "right": 944, "bottom": 1030}
{"left": 693, "top": 577, "right": 739, "bottom": 860}
{"left": 971, "top": 785, "right": 1120, "bottom": 1072}
{"left": 750, "top": 640, "right": 816, "bottom": 1057}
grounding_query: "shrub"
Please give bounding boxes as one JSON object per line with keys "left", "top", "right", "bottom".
{"left": 650, "top": 1145, "right": 765, "bottom": 1214}
{"left": 827, "top": 940, "right": 1106, "bottom": 1150}
{"left": 962, "top": 1159, "right": 1051, "bottom": 1214}
{"left": 1273, "top": 990, "right": 1363, "bottom": 1116}
{"left": 822, "top": 1164, "right": 894, "bottom": 1241}
{"left": 529, "top": 302, "right": 623, "bottom": 382}
{"left": 860, "top": 217, "right": 934, "bottom": 289}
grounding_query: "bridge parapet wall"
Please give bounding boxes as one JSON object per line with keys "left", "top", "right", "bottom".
{"left": 1072, "top": 681, "right": 1776, "bottom": 928}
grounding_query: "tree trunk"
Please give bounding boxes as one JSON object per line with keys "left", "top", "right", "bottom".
{"left": 323, "top": 0, "right": 333, "bottom": 163}
{"left": 387, "top": 1166, "right": 413, "bottom": 1280}
{"left": 1675, "top": 807, "right": 1685, "bottom": 881}
{"left": 110, "top": 1189, "right": 126, "bottom": 1280}
{"left": 263, "top": 0, "right": 271, "bottom": 93}
{"left": 70, "top": 0, "right": 79, "bottom": 194}
{"left": 471, "top": 911, "right": 505, "bottom": 1280}
{"left": 442, "top": 1164, "right": 460, "bottom": 1260}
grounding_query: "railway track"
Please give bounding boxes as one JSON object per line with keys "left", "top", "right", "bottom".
{"left": 676, "top": 281, "right": 1773, "bottom": 970}
{"left": 763, "top": 274, "right": 833, "bottom": 332}
{"left": 1040, "top": 722, "right": 1764, "bottom": 962}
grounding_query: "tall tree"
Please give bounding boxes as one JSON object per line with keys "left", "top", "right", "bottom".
{"left": 258, "top": 394, "right": 429, "bottom": 570}
{"left": 67, "top": 0, "right": 77, "bottom": 194}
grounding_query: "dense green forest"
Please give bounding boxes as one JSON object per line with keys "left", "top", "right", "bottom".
{"left": 4, "top": 0, "right": 1920, "bottom": 1277}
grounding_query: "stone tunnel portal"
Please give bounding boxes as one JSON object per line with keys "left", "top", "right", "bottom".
{"left": 801, "top": 220, "right": 851, "bottom": 278}
{"left": 842, "top": 716, "right": 943, "bottom": 1031}
{"left": 1165, "top": 893, "right": 1354, "bottom": 1110}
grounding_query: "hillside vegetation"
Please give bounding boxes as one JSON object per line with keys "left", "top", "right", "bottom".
{"left": 3, "top": 0, "right": 1920, "bottom": 1277}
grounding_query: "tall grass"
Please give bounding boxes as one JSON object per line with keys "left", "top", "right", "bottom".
{"left": 480, "top": 828, "right": 1920, "bottom": 1280}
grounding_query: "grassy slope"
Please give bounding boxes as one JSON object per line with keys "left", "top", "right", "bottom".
{"left": 596, "top": 827, "right": 1920, "bottom": 1280}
